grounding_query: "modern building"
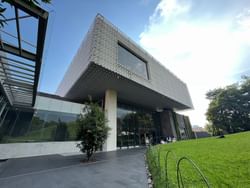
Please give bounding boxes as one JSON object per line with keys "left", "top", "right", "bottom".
{"left": 194, "top": 131, "right": 211, "bottom": 139}
{"left": 0, "top": 7, "right": 194, "bottom": 159}
{"left": 192, "top": 126, "right": 211, "bottom": 138}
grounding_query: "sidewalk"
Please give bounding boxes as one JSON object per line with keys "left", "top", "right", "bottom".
{"left": 0, "top": 148, "right": 148, "bottom": 188}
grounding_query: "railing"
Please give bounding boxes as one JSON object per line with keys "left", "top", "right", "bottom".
{"left": 146, "top": 146, "right": 211, "bottom": 188}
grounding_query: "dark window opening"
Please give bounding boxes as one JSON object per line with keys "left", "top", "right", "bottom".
{"left": 118, "top": 43, "right": 149, "bottom": 79}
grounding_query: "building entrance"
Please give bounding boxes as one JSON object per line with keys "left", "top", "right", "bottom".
{"left": 117, "top": 104, "right": 160, "bottom": 149}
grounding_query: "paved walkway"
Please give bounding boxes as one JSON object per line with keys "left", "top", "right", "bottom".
{"left": 0, "top": 148, "right": 148, "bottom": 188}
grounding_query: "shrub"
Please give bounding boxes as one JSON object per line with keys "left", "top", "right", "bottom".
{"left": 76, "top": 100, "right": 110, "bottom": 161}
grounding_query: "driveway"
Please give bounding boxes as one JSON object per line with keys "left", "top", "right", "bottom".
{"left": 0, "top": 148, "right": 148, "bottom": 188}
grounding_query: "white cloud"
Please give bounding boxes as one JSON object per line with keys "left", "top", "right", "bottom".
{"left": 151, "top": 0, "right": 190, "bottom": 19}
{"left": 140, "top": 0, "right": 250, "bottom": 127}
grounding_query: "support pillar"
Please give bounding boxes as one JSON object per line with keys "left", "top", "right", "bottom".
{"left": 103, "top": 89, "right": 117, "bottom": 151}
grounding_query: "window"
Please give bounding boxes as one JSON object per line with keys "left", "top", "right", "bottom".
{"left": 117, "top": 104, "right": 160, "bottom": 149}
{"left": 118, "top": 43, "right": 149, "bottom": 79}
{"left": 0, "top": 109, "right": 79, "bottom": 143}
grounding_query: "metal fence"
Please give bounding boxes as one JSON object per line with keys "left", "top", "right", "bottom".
{"left": 146, "top": 146, "right": 211, "bottom": 188}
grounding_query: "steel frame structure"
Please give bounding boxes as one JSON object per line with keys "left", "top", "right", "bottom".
{"left": 0, "top": 0, "right": 48, "bottom": 108}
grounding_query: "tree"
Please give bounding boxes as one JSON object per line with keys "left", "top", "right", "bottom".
{"left": 76, "top": 100, "right": 110, "bottom": 161}
{"left": 0, "top": 0, "right": 51, "bottom": 27}
{"left": 53, "top": 119, "right": 69, "bottom": 141}
{"left": 206, "top": 76, "right": 250, "bottom": 134}
{"left": 205, "top": 122, "right": 218, "bottom": 136}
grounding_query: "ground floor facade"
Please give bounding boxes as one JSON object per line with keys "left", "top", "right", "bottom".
{"left": 0, "top": 90, "right": 194, "bottom": 159}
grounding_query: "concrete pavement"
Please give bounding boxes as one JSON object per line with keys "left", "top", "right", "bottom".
{"left": 0, "top": 148, "right": 148, "bottom": 188}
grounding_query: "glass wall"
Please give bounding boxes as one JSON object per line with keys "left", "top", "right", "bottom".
{"left": 0, "top": 109, "right": 79, "bottom": 143}
{"left": 0, "top": 91, "right": 10, "bottom": 139}
{"left": 117, "top": 104, "right": 161, "bottom": 149}
{"left": 118, "top": 43, "right": 149, "bottom": 79}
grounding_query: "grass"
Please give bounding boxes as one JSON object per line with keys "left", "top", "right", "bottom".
{"left": 146, "top": 131, "right": 250, "bottom": 188}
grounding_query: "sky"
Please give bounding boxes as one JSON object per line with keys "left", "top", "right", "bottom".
{"left": 4, "top": 0, "right": 249, "bottom": 127}
{"left": 138, "top": 0, "right": 250, "bottom": 127}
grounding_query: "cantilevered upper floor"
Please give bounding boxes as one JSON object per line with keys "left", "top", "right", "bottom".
{"left": 56, "top": 14, "right": 193, "bottom": 110}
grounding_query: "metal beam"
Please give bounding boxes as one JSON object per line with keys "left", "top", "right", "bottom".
{"left": 32, "top": 14, "right": 48, "bottom": 106}
{"left": 0, "top": 42, "right": 36, "bottom": 61}
{"left": 0, "top": 59, "right": 15, "bottom": 105}
{"left": 0, "top": 55, "right": 35, "bottom": 68}
{"left": 15, "top": 7, "right": 22, "bottom": 55}
{"left": 5, "top": 15, "right": 32, "bottom": 22}
{"left": 7, "top": 0, "right": 49, "bottom": 20}
{"left": 9, "top": 91, "right": 33, "bottom": 97}
{"left": 0, "top": 71, "right": 34, "bottom": 81}
{"left": 14, "top": 97, "right": 32, "bottom": 101}
{"left": 0, "top": 30, "right": 37, "bottom": 48}
{"left": 11, "top": 95, "right": 32, "bottom": 100}
{"left": 3, "top": 80, "right": 33, "bottom": 90}
{"left": 0, "top": 67, "right": 35, "bottom": 77}
{"left": 6, "top": 77, "right": 34, "bottom": 85}
{"left": 7, "top": 88, "right": 33, "bottom": 93}
{"left": 13, "top": 101, "right": 33, "bottom": 106}
{"left": 5, "top": 86, "right": 33, "bottom": 93}
{"left": 1, "top": 61, "right": 35, "bottom": 73}
{"left": 12, "top": 96, "right": 33, "bottom": 100}
{"left": 0, "top": 81, "right": 12, "bottom": 105}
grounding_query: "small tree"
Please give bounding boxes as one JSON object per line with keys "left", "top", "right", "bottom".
{"left": 76, "top": 100, "right": 110, "bottom": 161}
{"left": 53, "top": 119, "right": 69, "bottom": 141}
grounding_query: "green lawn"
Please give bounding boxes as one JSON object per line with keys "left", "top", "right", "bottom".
{"left": 147, "top": 132, "right": 250, "bottom": 188}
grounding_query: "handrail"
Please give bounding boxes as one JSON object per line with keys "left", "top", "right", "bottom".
{"left": 146, "top": 147, "right": 211, "bottom": 188}
{"left": 176, "top": 157, "right": 211, "bottom": 188}
{"left": 165, "top": 150, "right": 178, "bottom": 188}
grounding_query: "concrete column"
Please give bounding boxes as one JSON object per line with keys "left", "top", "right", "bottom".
{"left": 103, "top": 89, "right": 117, "bottom": 151}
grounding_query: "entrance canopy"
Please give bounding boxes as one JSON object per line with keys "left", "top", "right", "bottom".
{"left": 0, "top": 0, "right": 48, "bottom": 108}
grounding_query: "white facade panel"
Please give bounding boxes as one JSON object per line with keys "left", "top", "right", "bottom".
{"left": 61, "top": 101, "right": 72, "bottom": 112}
{"left": 71, "top": 104, "right": 83, "bottom": 114}
{"left": 49, "top": 98, "right": 62, "bottom": 112}
{"left": 0, "top": 142, "right": 80, "bottom": 159}
{"left": 35, "top": 96, "right": 84, "bottom": 114}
